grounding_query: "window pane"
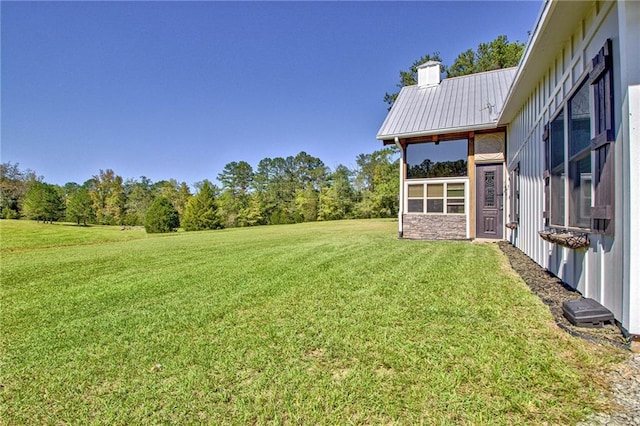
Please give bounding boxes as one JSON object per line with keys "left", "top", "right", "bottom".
{"left": 427, "top": 184, "right": 443, "bottom": 197}
{"left": 483, "top": 171, "right": 496, "bottom": 208}
{"left": 408, "top": 199, "right": 424, "bottom": 213}
{"left": 569, "top": 82, "right": 591, "bottom": 156}
{"left": 569, "top": 154, "right": 591, "bottom": 228}
{"left": 407, "top": 184, "right": 423, "bottom": 198}
{"left": 447, "top": 200, "right": 465, "bottom": 214}
{"left": 426, "top": 199, "right": 444, "bottom": 213}
{"left": 550, "top": 110, "right": 565, "bottom": 170}
{"left": 406, "top": 140, "right": 468, "bottom": 179}
{"left": 447, "top": 183, "right": 465, "bottom": 198}
{"left": 550, "top": 167, "right": 565, "bottom": 226}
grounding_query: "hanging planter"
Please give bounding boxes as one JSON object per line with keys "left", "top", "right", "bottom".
{"left": 505, "top": 222, "right": 518, "bottom": 230}
{"left": 538, "top": 229, "right": 590, "bottom": 249}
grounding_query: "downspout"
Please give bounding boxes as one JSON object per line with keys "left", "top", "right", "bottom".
{"left": 394, "top": 137, "right": 404, "bottom": 238}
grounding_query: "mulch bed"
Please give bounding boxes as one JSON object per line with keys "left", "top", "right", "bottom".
{"left": 497, "top": 241, "right": 629, "bottom": 348}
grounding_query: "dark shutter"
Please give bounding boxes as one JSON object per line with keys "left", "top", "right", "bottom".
{"left": 542, "top": 124, "right": 550, "bottom": 226}
{"left": 590, "top": 39, "right": 615, "bottom": 235}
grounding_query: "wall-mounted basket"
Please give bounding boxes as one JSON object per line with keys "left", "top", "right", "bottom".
{"left": 538, "top": 229, "right": 590, "bottom": 249}
{"left": 505, "top": 222, "right": 518, "bottom": 230}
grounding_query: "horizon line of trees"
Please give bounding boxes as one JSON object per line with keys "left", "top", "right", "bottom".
{"left": 1, "top": 148, "right": 400, "bottom": 232}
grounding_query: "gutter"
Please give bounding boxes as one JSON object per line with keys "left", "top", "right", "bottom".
{"left": 394, "top": 137, "right": 404, "bottom": 238}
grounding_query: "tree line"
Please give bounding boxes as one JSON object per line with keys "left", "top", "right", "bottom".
{"left": 0, "top": 148, "right": 399, "bottom": 232}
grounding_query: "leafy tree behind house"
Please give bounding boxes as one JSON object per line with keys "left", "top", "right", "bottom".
{"left": 384, "top": 52, "right": 443, "bottom": 108}
{"left": 384, "top": 35, "right": 525, "bottom": 108}
{"left": 448, "top": 35, "right": 524, "bottom": 77}
{"left": 144, "top": 196, "right": 180, "bottom": 233}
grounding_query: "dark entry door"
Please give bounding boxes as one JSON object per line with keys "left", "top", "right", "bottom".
{"left": 476, "top": 163, "right": 504, "bottom": 239}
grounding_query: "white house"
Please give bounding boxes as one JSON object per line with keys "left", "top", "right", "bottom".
{"left": 376, "top": 0, "right": 639, "bottom": 336}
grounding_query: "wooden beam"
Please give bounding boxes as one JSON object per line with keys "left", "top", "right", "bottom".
{"left": 468, "top": 136, "right": 476, "bottom": 239}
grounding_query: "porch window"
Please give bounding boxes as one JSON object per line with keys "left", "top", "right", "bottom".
{"left": 406, "top": 140, "right": 468, "bottom": 179}
{"left": 406, "top": 181, "right": 466, "bottom": 214}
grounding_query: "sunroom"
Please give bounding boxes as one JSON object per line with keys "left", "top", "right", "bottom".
{"left": 377, "top": 61, "right": 516, "bottom": 240}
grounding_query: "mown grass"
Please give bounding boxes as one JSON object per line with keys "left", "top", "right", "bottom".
{"left": 1, "top": 219, "right": 618, "bottom": 424}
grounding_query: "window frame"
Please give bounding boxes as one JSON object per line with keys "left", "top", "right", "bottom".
{"left": 405, "top": 178, "right": 468, "bottom": 216}
{"left": 509, "top": 163, "right": 520, "bottom": 225}
{"left": 541, "top": 39, "right": 615, "bottom": 235}
{"left": 567, "top": 77, "right": 592, "bottom": 229}
{"left": 548, "top": 107, "right": 566, "bottom": 228}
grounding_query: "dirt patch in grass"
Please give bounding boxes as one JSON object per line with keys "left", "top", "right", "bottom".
{"left": 497, "top": 241, "right": 629, "bottom": 348}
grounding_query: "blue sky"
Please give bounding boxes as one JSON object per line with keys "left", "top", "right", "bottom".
{"left": 2, "top": 1, "right": 541, "bottom": 187}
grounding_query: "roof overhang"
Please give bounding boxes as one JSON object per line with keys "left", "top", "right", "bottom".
{"left": 499, "top": 0, "right": 595, "bottom": 124}
{"left": 380, "top": 124, "right": 506, "bottom": 146}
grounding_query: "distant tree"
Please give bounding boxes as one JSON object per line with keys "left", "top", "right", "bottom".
{"left": 144, "top": 197, "right": 180, "bottom": 233}
{"left": 182, "top": 181, "right": 223, "bottom": 231}
{"left": 66, "top": 187, "right": 94, "bottom": 225}
{"left": 89, "top": 169, "right": 126, "bottom": 225}
{"left": 218, "top": 161, "right": 254, "bottom": 227}
{"left": 123, "top": 176, "right": 157, "bottom": 226}
{"left": 0, "top": 162, "right": 38, "bottom": 218}
{"left": 175, "top": 182, "right": 193, "bottom": 218}
{"left": 318, "top": 165, "right": 355, "bottom": 221}
{"left": 294, "top": 186, "right": 318, "bottom": 222}
{"left": 22, "top": 181, "right": 65, "bottom": 223}
{"left": 353, "top": 147, "right": 399, "bottom": 218}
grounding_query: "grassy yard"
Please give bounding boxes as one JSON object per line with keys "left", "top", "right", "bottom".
{"left": 1, "top": 219, "right": 618, "bottom": 424}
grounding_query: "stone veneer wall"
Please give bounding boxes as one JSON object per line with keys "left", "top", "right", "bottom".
{"left": 402, "top": 214, "right": 467, "bottom": 240}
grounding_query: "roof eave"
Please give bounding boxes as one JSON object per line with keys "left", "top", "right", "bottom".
{"left": 499, "top": 0, "right": 595, "bottom": 124}
{"left": 377, "top": 122, "right": 500, "bottom": 143}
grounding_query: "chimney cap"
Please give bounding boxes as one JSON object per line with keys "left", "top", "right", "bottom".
{"left": 417, "top": 60, "right": 441, "bottom": 69}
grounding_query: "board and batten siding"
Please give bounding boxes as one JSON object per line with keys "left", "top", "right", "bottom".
{"left": 505, "top": 1, "right": 636, "bottom": 331}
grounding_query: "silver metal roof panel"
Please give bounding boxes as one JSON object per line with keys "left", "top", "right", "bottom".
{"left": 377, "top": 67, "right": 517, "bottom": 140}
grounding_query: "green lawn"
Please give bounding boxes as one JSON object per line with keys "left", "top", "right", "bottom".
{"left": 1, "top": 219, "right": 617, "bottom": 424}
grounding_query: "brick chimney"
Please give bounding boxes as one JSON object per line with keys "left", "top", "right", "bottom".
{"left": 417, "top": 61, "right": 441, "bottom": 87}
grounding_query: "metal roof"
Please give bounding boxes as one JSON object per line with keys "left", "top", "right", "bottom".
{"left": 377, "top": 67, "right": 517, "bottom": 141}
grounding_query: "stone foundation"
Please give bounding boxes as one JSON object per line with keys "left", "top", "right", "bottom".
{"left": 402, "top": 214, "right": 467, "bottom": 240}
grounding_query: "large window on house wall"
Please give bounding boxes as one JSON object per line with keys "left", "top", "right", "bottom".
{"left": 406, "top": 139, "right": 468, "bottom": 179}
{"left": 542, "top": 39, "right": 615, "bottom": 233}
{"left": 406, "top": 181, "right": 466, "bottom": 214}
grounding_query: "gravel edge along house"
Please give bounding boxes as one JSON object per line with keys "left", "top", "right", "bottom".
{"left": 377, "top": 0, "right": 639, "bottom": 338}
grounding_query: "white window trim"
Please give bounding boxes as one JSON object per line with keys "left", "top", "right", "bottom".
{"left": 405, "top": 178, "right": 469, "bottom": 230}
